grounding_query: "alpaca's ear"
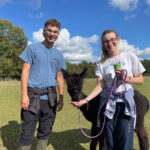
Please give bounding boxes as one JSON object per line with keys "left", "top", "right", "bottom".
{"left": 80, "top": 68, "right": 88, "bottom": 78}
{"left": 61, "top": 69, "right": 69, "bottom": 80}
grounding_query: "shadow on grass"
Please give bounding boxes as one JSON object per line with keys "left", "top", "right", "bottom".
{"left": 0, "top": 121, "right": 20, "bottom": 150}
{"left": 0, "top": 121, "right": 90, "bottom": 150}
{"left": 48, "top": 129, "right": 90, "bottom": 150}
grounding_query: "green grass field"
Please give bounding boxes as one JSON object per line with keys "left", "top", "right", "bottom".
{"left": 0, "top": 77, "right": 150, "bottom": 150}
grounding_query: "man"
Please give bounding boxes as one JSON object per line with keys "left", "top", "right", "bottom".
{"left": 18, "top": 19, "right": 66, "bottom": 150}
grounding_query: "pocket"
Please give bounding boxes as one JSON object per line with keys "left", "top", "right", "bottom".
{"left": 21, "top": 98, "right": 37, "bottom": 121}
{"left": 48, "top": 87, "right": 57, "bottom": 106}
{"left": 21, "top": 109, "right": 36, "bottom": 121}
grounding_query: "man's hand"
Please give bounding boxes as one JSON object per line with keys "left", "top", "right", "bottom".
{"left": 57, "top": 95, "right": 63, "bottom": 111}
{"left": 21, "top": 95, "right": 30, "bottom": 110}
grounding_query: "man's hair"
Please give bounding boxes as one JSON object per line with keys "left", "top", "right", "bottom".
{"left": 44, "top": 19, "right": 61, "bottom": 29}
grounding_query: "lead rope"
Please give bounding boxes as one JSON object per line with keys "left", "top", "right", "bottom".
{"left": 79, "top": 70, "right": 127, "bottom": 139}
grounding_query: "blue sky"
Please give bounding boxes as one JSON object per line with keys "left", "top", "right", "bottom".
{"left": 0, "top": 0, "right": 150, "bottom": 63}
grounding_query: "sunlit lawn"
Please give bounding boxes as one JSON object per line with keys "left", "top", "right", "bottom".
{"left": 0, "top": 77, "right": 150, "bottom": 150}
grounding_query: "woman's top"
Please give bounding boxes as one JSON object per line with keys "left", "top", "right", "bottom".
{"left": 95, "top": 52, "right": 145, "bottom": 121}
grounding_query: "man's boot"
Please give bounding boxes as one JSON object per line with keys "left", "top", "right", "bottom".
{"left": 18, "top": 145, "right": 31, "bottom": 150}
{"left": 36, "top": 139, "right": 48, "bottom": 150}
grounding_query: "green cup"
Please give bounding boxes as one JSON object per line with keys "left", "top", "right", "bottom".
{"left": 114, "top": 64, "right": 121, "bottom": 70}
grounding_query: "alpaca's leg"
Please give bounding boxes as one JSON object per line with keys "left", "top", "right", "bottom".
{"left": 135, "top": 119, "right": 149, "bottom": 150}
{"left": 90, "top": 124, "right": 99, "bottom": 150}
{"left": 98, "top": 131, "right": 107, "bottom": 150}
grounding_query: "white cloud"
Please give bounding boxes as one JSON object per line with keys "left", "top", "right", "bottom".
{"left": 32, "top": 28, "right": 99, "bottom": 63}
{"left": 32, "top": 28, "right": 44, "bottom": 42}
{"left": 144, "top": 0, "right": 150, "bottom": 14}
{"left": 124, "top": 14, "right": 136, "bottom": 20}
{"left": 146, "top": 0, "right": 150, "bottom": 5}
{"left": 28, "top": 12, "right": 44, "bottom": 19}
{"left": 0, "top": 0, "right": 12, "bottom": 7}
{"left": 28, "top": 0, "right": 42, "bottom": 9}
{"left": 36, "top": 12, "right": 43, "bottom": 19}
{"left": 27, "top": 41, "right": 32, "bottom": 45}
{"left": 55, "top": 29, "right": 99, "bottom": 63}
{"left": 119, "top": 39, "right": 150, "bottom": 56}
{"left": 31, "top": 28, "right": 150, "bottom": 63}
{"left": 109, "top": 0, "right": 139, "bottom": 11}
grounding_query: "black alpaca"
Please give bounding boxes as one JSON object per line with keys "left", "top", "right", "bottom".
{"left": 62, "top": 68, "right": 149, "bottom": 150}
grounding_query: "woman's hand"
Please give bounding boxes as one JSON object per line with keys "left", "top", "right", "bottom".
{"left": 115, "top": 69, "right": 144, "bottom": 84}
{"left": 115, "top": 68, "right": 121, "bottom": 75}
{"left": 115, "top": 69, "right": 127, "bottom": 81}
{"left": 70, "top": 99, "right": 86, "bottom": 108}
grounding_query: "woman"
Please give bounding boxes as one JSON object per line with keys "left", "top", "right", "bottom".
{"left": 71, "top": 29, "right": 145, "bottom": 150}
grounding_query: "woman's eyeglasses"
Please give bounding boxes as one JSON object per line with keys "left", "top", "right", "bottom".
{"left": 103, "top": 38, "right": 117, "bottom": 44}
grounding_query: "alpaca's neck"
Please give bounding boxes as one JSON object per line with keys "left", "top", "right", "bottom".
{"left": 80, "top": 91, "right": 87, "bottom": 99}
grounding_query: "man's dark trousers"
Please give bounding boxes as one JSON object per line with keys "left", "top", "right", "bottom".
{"left": 18, "top": 99, "right": 56, "bottom": 146}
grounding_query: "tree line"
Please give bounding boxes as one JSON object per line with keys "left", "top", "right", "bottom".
{"left": 0, "top": 18, "right": 150, "bottom": 80}
{"left": 0, "top": 18, "right": 28, "bottom": 79}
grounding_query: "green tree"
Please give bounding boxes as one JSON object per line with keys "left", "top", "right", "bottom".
{"left": 65, "top": 62, "right": 81, "bottom": 73}
{"left": 0, "top": 18, "right": 28, "bottom": 79}
{"left": 142, "top": 59, "right": 150, "bottom": 75}
{"left": 78, "top": 61, "right": 96, "bottom": 78}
